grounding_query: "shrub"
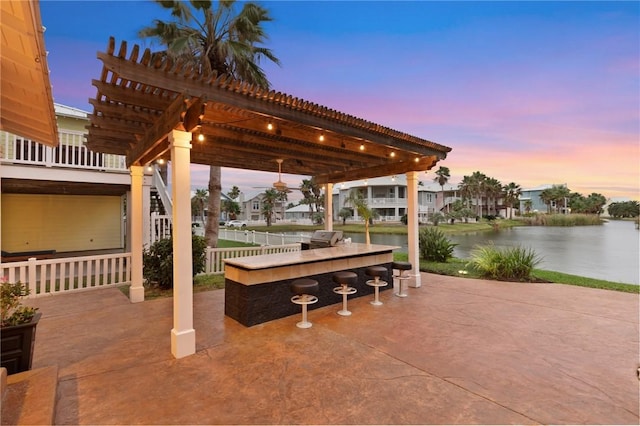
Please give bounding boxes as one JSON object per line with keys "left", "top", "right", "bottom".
{"left": 419, "top": 227, "right": 457, "bottom": 262}
{"left": 1, "top": 278, "right": 38, "bottom": 327}
{"left": 469, "top": 244, "right": 541, "bottom": 281}
{"left": 521, "top": 213, "right": 603, "bottom": 226}
{"left": 143, "top": 235, "right": 207, "bottom": 289}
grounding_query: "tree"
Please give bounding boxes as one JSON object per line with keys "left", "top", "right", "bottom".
{"left": 299, "top": 178, "right": 323, "bottom": 216}
{"left": 261, "top": 188, "right": 279, "bottom": 226}
{"left": 345, "top": 189, "right": 374, "bottom": 244}
{"left": 191, "top": 188, "right": 208, "bottom": 224}
{"left": 433, "top": 166, "right": 450, "bottom": 212}
{"left": 140, "top": 0, "right": 280, "bottom": 247}
{"left": 338, "top": 207, "right": 353, "bottom": 225}
{"left": 540, "top": 185, "right": 570, "bottom": 214}
{"left": 502, "top": 182, "right": 521, "bottom": 219}
{"left": 608, "top": 201, "right": 640, "bottom": 218}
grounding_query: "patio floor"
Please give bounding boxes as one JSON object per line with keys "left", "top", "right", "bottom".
{"left": 15, "top": 273, "right": 640, "bottom": 424}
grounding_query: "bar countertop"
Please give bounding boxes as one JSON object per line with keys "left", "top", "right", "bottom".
{"left": 223, "top": 243, "right": 399, "bottom": 271}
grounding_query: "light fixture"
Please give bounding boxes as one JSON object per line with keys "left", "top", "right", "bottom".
{"left": 157, "top": 158, "right": 165, "bottom": 165}
{"left": 391, "top": 175, "right": 396, "bottom": 182}
{"left": 146, "top": 165, "right": 153, "bottom": 172}
{"left": 390, "top": 151, "right": 396, "bottom": 158}
{"left": 319, "top": 133, "right": 325, "bottom": 142}
{"left": 359, "top": 144, "right": 365, "bottom": 151}
{"left": 364, "top": 179, "right": 368, "bottom": 186}
{"left": 267, "top": 121, "right": 273, "bottom": 131}
{"left": 197, "top": 132, "right": 205, "bottom": 142}
{"left": 414, "top": 157, "right": 420, "bottom": 163}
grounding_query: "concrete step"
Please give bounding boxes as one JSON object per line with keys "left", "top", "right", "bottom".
{"left": 1, "top": 366, "right": 58, "bottom": 425}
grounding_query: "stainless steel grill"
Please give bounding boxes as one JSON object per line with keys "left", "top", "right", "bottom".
{"left": 303, "top": 230, "right": 344, "bottom": 250}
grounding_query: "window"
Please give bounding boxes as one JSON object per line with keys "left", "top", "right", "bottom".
{"left": 252, "top": 200, "right": 260, "bottom": 211}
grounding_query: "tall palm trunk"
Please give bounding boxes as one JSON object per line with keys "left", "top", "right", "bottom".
{"left": 206, "top": 165, "right": 221, "bottom": 247}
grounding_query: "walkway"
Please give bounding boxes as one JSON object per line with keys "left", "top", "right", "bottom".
{"left": 24, "top": 273, "right": 640, "bottom": 424}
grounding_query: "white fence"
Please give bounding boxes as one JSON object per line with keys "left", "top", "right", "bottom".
{"left": 219, "top": 229, "right": 311, "bottom": 246}
{"left": 1, "top": 253, "right": 132, "bottom": 298}
{"left": 204, "top": 244, "right": 301, "bottom": 275}
{"left": 0, "top": 244, "right": 301, "bottom": 298}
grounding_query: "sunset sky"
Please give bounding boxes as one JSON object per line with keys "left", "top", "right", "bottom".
{"left": 40, "top": 1, "right": 639, "bottom": 201}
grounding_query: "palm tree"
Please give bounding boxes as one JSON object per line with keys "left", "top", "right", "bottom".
{"left": 433, "top": 166, "right": 450, "bottom": 212}
{"left": 261, "top": 188, "right": 279, "bottom": 226}
{"left": 502, "top": 182, "right": 521, "bottom": 219}
{"left": 345, "top": 189, "right": 374, "bottom": 244}
{"left": 139, "top": 0, "right": 280, "bottom": 247}
{"left": 191, "top": 188, "right": 208, "bottom": 224}
{"left": 299, "top": 178, "right": 322, "bottom": 217}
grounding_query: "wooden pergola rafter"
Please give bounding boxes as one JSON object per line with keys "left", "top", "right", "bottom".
{"left": 86, "top": 37, "right": 451, "bottom": 183}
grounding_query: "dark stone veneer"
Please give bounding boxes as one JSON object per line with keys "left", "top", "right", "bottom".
{"left": 225, "top": 262, "right": 393, "bottom": 327}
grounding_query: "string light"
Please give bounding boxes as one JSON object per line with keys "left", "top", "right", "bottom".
{"left": 359, "top": 144, "right": 365, "bottom": 151}
{"left": 319, "top": 133, "right": 325, "bottom": 142}
{"left": 197, "top": 132, "right": 205, "bottom": 142}
{"left": 157, "top": 158, "right": 165, "bottom": 165}
{"left": 390, "top": 151, "right": 396, "bottom": 158}
{"left": 267, "top": 121, "right": 273, "bottom": 131}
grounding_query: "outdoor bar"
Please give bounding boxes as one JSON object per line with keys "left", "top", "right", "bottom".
{"left": 224, "top": 242, "right": 398, "bottom": 326}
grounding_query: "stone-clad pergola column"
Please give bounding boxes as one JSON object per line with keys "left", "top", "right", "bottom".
{"left": 406, "top": 171, "right": 421, "bottom": 288}
{"left": 169, "top": 130, "right": 196, "bottom": 359}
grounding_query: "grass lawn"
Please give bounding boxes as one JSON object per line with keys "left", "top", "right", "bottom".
{"left": 392, "top": 253, "right": 639, "bottom": 294}
{"left": 247, "top": 219, "right": 524, "bottom": 235}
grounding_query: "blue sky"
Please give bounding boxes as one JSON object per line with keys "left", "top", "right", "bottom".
{"left": 40, "top": 1, "right": 639, "bottom": 200}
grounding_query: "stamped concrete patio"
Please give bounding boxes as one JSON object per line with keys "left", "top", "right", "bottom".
{"left": 13, "top": 273, "right": 640, "bottom": 424}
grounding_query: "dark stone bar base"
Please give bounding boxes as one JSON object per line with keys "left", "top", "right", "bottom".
{"left": 225, "top": 262, "right": 392, "bottom": 327}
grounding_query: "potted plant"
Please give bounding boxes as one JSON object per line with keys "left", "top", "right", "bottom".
{"left": 1, "top": 277, "right": 41, "bottom": 375}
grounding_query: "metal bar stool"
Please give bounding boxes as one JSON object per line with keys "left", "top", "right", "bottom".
{"left": 365, "top": 266, "right": 388, "bottom": 306}
{"left": 332, "top": 271, "right": 358, "bottom": 316}
{"left": 290, "top": 278, "right": 319, "bottom": 328}
{"left": 392, "top": 261, "right": 412, "bottom": 297}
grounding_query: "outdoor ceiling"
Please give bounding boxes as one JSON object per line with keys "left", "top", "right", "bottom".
{"left": 86, "top": 38, "right": 452, "bottom": 184}
{"left": 0, "top": 0, "right": 58, "bottom": 147}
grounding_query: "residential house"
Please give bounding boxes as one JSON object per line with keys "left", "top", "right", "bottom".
{"left": 332, "top": 175, "right": 461, "bottom": 223}
{"left": 519, "top": 184, "right": 566, "bottom": 214}
{"left": 238, "top": 190, "right": 288, "bottom": 223}
{"left": 0, "top": 103, "right": 168, "bottom": 259}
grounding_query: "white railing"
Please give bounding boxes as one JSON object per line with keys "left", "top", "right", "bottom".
{"left": 0, "top": 130, "right": 127, "bottom": 172}
{"left": 204, "top": 244, "right": 301, "bottom": 275}
{"left": 219, "top": 229, "right": 311, "bottom": 246}
{"left": 1, "top": 253, "right": 132, "bottom": 298}
{"left": 152, "top": 165, "right": 173, "bottom": 213}
{"left": 151, "top": 213, "right": 173, "bottom": 244}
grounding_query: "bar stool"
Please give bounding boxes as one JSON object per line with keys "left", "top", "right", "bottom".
{"left": 290, "top": 278, "right": 319, "bottom": 328}
{"left": 392, "top": 261, "right": 412, "bottom": 297}
{"left": 332, "top": 271, "right": 358, "bottom": 316}
{"left": 365, "top": 266, "right": 388, "bottom": 306}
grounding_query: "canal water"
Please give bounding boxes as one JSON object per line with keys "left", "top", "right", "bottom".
{"left": 343, "top": 220, "right": 640, "bottom": 285}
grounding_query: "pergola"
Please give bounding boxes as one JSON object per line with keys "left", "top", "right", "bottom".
{"left": 87, "top": 38, "right": 452, "bottom": 358}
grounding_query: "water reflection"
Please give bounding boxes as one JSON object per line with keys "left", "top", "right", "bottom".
{"left": 345, "top": 220, "right": 639, "bottom": 285}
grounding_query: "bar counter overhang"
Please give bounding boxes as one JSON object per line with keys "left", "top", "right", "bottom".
{"left": 224, "top": 243, "right": 399, "bottom": 326}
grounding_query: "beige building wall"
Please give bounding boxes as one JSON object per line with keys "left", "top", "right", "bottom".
{"left": 2, "top": 194, "right": 122, "bottom": 253}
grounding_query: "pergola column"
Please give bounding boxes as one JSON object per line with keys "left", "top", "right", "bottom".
{"left": 129, "top": 165, "right": 145, "bottom": 303}
{"left": 169, "top": 130, "right": 196, "bottom": 359}
{"left": 325, "top": 182, "right": 333, "bottom": 230}
{"left": 406, "top": 171, "right": 421, "bottom": 288}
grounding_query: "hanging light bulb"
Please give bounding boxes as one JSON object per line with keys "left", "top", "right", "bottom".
{"left": 390, "top": 151, "right": 396, "bottom": 158}
{"left": 319, "top": 133, "right": 325, "bottom": 142}
{"left": 359, "top": 144, "right": 365, "bottom": 151}
{"left": 197, "top": 132, "right": 205, "bottom": 142}
{"left": 157, "top": 158, "right": 165, "bottom": 165}
{"left": 267, "top": 121, "right": 273, "bottom": 131}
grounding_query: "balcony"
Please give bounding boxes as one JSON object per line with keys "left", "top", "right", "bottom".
{"left": 0, "top": 130, "right": 127, "bottom": 172}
